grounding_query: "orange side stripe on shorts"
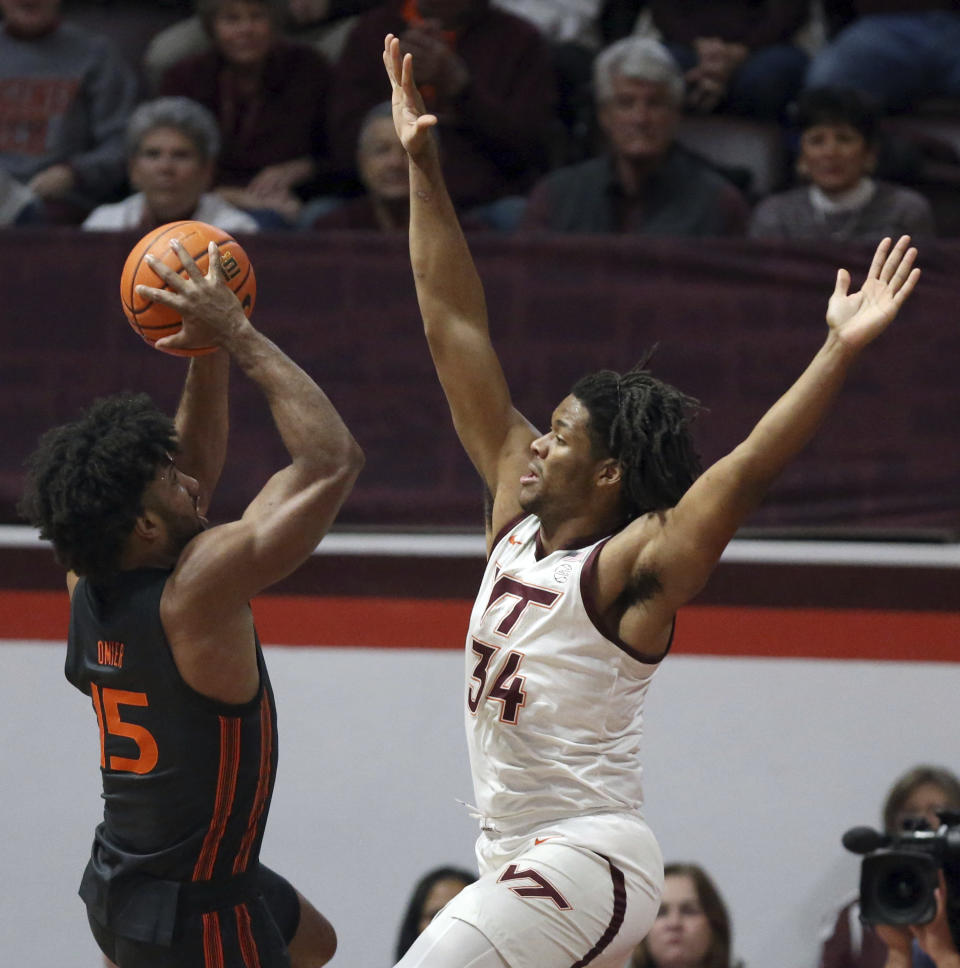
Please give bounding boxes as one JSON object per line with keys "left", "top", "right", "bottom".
{"left": 193, "top": 716, "right": 241, "bottom": 881}
{"left": 233, "top": 693, "right": 273, "bottom": 874}
{"left": 202, "top": 911, "right": 225, "bottom": 968}
{"left": 236, "top": 903, "right": 263, "bottom": 968}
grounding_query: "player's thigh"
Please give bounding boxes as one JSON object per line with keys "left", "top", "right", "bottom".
{"left": 441, "top": 841, "right": 660, "bottom": 968}
{"left": 395, "top": 916, "right": 509, "bottom": 968}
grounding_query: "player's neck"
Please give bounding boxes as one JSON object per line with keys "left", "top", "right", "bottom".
{"left": 537, "top": 508, "right": 623, "bottom": 555}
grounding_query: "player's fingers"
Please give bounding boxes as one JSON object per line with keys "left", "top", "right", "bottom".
{"left": 204, "top": 241, "right": 224, "bottom": 282}
{"left": 135, "top": 283, "right": 184, "bottom": 309}
{"left": 170, "top": 238, "right": 204, "bottom": 283}
{"left": 888, "top": 244, "right": 917, "bottom": 291}
{"left": 833, "top": 267, "right": 850, "bottom": 299}
{"left": 879, "top": 235, "right": 910, "bottom": 284}
{"left": 892, "top": 266, "right": 922, "bottom": 309}
{"left": 144, "top": 253, "right": 186, "bottom": 290}
{"left": 866, "top": 236, "right": 891, "bottom": 282}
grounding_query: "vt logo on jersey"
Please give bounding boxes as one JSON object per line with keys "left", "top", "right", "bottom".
{"left": 482, "top": 575, "right": 560, "bottom": 636}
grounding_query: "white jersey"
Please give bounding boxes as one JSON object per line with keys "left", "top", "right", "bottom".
{"left": 465, "top": 514, "right": 664, "bottom": 838}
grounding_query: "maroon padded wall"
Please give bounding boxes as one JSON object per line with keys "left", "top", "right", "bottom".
{"left": 2, "top": 229, "right": 957, "bottom": 536}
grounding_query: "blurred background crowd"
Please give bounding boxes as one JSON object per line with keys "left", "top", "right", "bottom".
{"left": 3, "top": 0, "right": 960, "bottom": 241}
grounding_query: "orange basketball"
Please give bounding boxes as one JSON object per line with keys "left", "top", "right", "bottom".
{"left": 120, "top": 220, "right": 256, "bottom": 357}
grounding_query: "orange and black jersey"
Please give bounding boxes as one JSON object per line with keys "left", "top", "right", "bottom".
{"left": 66, "top": 568, "right": 279, "bottom": 946}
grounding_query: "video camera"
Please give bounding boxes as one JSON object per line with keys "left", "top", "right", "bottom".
{"left": 843, "top": 810, "right": 960, "bottom": 948}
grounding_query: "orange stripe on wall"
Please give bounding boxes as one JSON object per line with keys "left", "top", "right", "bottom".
{"left": 1, "top": 590, "right": 958, "bottom": 663}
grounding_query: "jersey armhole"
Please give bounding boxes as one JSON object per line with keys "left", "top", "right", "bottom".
{"left": 580, "top": 539, "right": 675, "bottom": 666}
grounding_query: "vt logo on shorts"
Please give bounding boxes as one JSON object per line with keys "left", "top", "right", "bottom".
{"left": 498, "top": 864, "right": 572, "bottom": 910}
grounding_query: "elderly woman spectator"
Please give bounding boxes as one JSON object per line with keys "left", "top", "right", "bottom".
{"left": 83, "top": 97, "right": 258, "bottom": 233}
{"left": 749, "top": 86, "right": 935, "bottom": 242}
{"left": 158, "top": 0, "right": 334, "bottom": 226}
{"left": 309, "top": 102, "right": 487, "bottom": 231}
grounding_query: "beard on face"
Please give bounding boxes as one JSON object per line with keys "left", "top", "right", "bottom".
{"left": 156, "top": 504, "right": 205, "bottom": 558}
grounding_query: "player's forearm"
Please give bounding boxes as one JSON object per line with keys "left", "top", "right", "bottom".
{"left": 408, "top": 143, "right": 489, "bottom": 345}
{"left": 174, "top": 352, "right": 230, "bottom": 510}
{"left": 225, "top": 324, "right": 363, "bottom": 478}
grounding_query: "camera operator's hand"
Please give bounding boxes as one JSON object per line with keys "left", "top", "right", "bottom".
{"left": 877, "top": 923, "right": 913, "bottom": 968}
{"left": 877, "top": 874, "right": 960, "bottom": 968}
{"left": 913, "top": 873, "right": 960, "bottom": 968}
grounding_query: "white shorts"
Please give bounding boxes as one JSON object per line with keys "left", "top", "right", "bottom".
{"left": 438, "top": 813, "right": 663, "bottom": 968}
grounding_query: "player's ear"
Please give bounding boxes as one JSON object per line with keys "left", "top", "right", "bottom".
{"left": 133, "top": 507, "right": 164, "bottom": 543}
{"left": 596, "top": 458, "right": 622, "bottom": 487}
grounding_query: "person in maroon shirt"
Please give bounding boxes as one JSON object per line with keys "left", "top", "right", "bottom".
{"left": 329, "top": 0, "right": 556, "bottom": 214}
{"left": 160, "top": 0, "right": 334, "bottom": 226}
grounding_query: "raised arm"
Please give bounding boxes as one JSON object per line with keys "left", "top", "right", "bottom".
{"left": 141, "top": 241, "right": 364, "bottom": 609}
{"left": 172, "top": 351, "right": 229, "bottom": 519}
{"left": 601, "top": 237, "right": 921, "bottom": 651}
{"left": 383, "top": 34, "right": 536, "bottom": 543}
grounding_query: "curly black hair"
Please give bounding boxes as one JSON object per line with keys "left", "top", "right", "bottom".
{"left": 570, "top": 361, "right": 701, "bottom": 521}
{"left": 18, "top": 393, "right": 177, "bottom": 583}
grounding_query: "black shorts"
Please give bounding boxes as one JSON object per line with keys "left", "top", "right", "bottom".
{"left": 88, "top": 863, "right": 301, "bottom": 968}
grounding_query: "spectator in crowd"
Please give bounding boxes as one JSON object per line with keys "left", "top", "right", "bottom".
{"left": 394, "top": 866, "right": 477, "bottom": 962}
{"left": 311, "top": 102, "right": 409, "bottom": 231}
{"left": 309, "top": 101, "right": 487, "bottom": 231}
{"left": 83, "top": 97, "right": 258, "bottom": 233}
{"left": 630, "top": 862, "right": 737, "bottom": 968}
{"left": 639, "top": 0, "right": 812, "bottom": 121}
{"left": 749, "top": 86, "right": 935, "bottom": 242}
{"left": 0, "top": 0, "right": 138, "bottom": 223}
{"left": 817, "top": 764, "right": 960, "bottom": 968}
{"left": 519, "top": 36, "right": 749, "bottom": 236}
{"left": 807, "top": 2, "right": 960, "bottom": 113}
{"left": 328, "top": 0, "right": 557, "bottom": 220}
{"left": 142, "top": 0, "right": 382, "bottom": 92}
{"left": 159, "top": 0, "right": 334, "bottom": 227}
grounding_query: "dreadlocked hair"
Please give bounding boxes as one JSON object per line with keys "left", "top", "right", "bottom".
{"left": 18, "top": 393, "right": 177, "bottom": 583}
{"left": 571, "top": 363, "right": 702, "bottom": 520}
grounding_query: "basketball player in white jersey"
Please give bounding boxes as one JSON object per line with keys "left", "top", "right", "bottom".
{"left": 381, "top": 33, "right": 920, "bottom": 968}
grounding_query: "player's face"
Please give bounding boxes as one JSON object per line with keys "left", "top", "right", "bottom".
{"left": 0, "top": 0, "right": 60, "bottom": 34}
{"left": 130, "top": 127, "right": 212, "bottom": 223}
{"left": 599, "top": 75, "right": 679, "bottom": 164}
{"left": 212, "top": 0, "right": 275, "bottom": 66}
{"left": 520, "top": 395, "right": 604, "bottom": 520}
{"left": 143, "top": 457, "right": 205, "bottom": 559}
{"left": 799, "top": 123, "right": 874, "bottom": 196}
{"left": 645, "top": 874, "right": 713, "bottom": 968}
{"left": 357, "top": 117, "right": 409, "bottom": 203}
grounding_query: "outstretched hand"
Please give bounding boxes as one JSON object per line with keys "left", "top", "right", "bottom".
{"left": 136, "top": 240, "right": 250, "bottom": 353}
{"left": 382, "top": 33, "right": 438, "bottom": 158}
{"left": 826, "top": 235, "right": 920, "bottom": 351}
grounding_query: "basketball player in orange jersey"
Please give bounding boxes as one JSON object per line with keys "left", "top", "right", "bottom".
{"left": 382, "top": 34, "right": 921, "bottom": 968}
{"left": 19, "top": 241, "right": 363, "bottom": 968}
